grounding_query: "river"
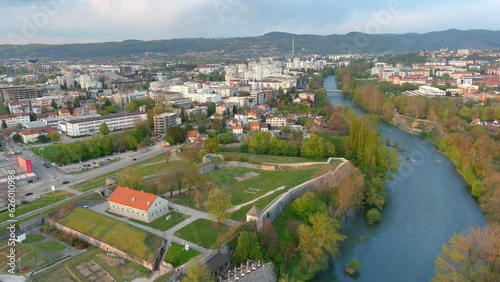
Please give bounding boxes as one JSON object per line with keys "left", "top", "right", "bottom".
{"left": 312, "top": 76, "right": 487, "bottom": 282}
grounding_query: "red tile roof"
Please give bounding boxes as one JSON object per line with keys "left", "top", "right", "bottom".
{"left": 108, "top": 186, "right": 158, "bottom": 211}
{"left": 186, "top": 130, "right": 199, "bottom": 138}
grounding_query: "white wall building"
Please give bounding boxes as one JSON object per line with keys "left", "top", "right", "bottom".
{"left": 108, "top": 186, "right": 169, "bottom": 223}
{"left": 65, "top": 112, "right": 147, "bottom": 137}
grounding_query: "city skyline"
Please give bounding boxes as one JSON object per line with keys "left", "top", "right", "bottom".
{"left": 1, "top": 0, "right": 500, "bottom": 45}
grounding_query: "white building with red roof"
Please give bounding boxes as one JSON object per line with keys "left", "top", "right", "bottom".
{"left": 108, "top": 186, "right": 169, "bottom": 223}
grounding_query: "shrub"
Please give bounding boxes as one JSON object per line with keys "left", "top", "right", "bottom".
{"left": 345, "top": 258, "right": 361, "bottom": 276}
{"left": 366, "top": 208, "right": 382, "bottom": 224}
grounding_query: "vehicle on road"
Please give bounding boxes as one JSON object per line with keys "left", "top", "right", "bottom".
{"left": 25, "top": 192, "right": 33, "bottom": 196}
{"left": 132, "top": 158, "right": 137, "bottom": 161}
{"left": 62, "top": 181, "right": 70, "bottom": 184}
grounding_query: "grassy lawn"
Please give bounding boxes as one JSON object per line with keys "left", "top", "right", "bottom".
{"left": 164, "top": 242, "right": 201, "bottom": 267}
{"left": 32, "top": 145, "right": 58, "bottom": 161}
{"left": 70, "top": 170, "right": 117, "bottom": 192}
{"left": 230, "top": 193, "right": 285, "bottom": 222}
{"left": 0, "top": 191, "right": 72, "bottom": 222}
{"left": 57, "top": 207, "right": 163, "bottom": 262}
{"left": 22, "top": 234, "right": 44, "bottom": 243}
{"left": 35, "top": 241, "right": 66, "bottom": 252}
{"left": 220, "top": 152, "right": 321, "bottom": 164}
{"left": 130, "top": 211, "right": 189, "bottom": 231}
{"left": 174, "top": 219, "right": 229, "bottom": 248}
{"left": 207, "top": 166, "right": 322, "bottom": 206}
{"left": 31, "top": 247, "right": 150, "bottom": 282}
{"left": 70, "top": 157, "right": 179, "bottom": 192}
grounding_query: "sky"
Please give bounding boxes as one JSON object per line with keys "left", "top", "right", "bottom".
{"left": 1, "top": 0, "right": 499, "bottom": 45}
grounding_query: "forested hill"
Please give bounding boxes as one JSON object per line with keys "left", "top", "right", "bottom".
{"left": 1, "top": 29, "right": 500, "bottom": 60}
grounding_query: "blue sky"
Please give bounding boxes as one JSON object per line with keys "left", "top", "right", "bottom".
{"left": 1, "top": 0, "right": 499, "bottom": 44}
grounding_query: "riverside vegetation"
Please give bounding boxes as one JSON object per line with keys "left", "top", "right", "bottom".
{"left": 336, "top": 64, "right": 500, "bottom": 281}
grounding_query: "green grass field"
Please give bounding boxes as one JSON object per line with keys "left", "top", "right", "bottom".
{"left": 32, "top": 145, "right": 58, "bottom": 162}
{"left": 164, "top": 242, "right": 201, "bottom": 267}
{"left": 174, "top": 219, "right": 229, "bottom": 248}
{"left": 57, "top": 207, "right": 163, "bottom": 262}
{"left": 22, "top": 235, "right": 44, "bottom": 243}
{"left": 0, "top": 191, "right": 72, "bottom": 222}
{"left": 220, "top": 152, "right": 321, "bottom": 164}
{"left": 31, "top": 247, "right": 150, "bottom": 282}
{"left": 207, "top": 166, "right": 322, "bottom": 205}
{"left": 130, "top": 211, "right": 189, "bottom": 231}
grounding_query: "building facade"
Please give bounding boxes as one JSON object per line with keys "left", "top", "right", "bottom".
{"left": 108, "top": 186, "right": 169, "bottom": 223}
{"left": 65, "top": 112, "right": 146, "bottom": 137}
{"left": 153, "top": 112, "right": 179, "bottom": 135}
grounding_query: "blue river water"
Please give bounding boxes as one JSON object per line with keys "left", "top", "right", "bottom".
{"left": 311, "top": 75, "right": 487, "bottom": 282}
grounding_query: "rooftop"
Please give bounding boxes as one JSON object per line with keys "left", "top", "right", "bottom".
{"left": 108, "top": 186, "right": 158, "bottom": 211}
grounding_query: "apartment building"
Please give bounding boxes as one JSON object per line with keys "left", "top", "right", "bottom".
{"left": 0, "top": 113, "right": 30, "bottom": 128}
{"left": 153, "top": 112, "right": 179, "bottom": 135}
{"left": 65, "top": 112, "right": 146, "bottom": 137}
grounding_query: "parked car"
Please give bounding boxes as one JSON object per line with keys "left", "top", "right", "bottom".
{"left": 25, "top": 192, "right": 33, "bottom": 196}
{"left": 132, "top": 158, "right": 137, "bottom": 161}
{"left": 62, "top": 181, "right": 70, "bottom": 184}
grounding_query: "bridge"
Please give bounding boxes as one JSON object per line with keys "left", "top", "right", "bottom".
{"left": 326, "top": 89, "right": 343, "bottom": 93}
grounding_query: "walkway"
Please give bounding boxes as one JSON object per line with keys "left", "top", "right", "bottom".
{"left": 228, "top": 186, "right": 285, "bottom": 213}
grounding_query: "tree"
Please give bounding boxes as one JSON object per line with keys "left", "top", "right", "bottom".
{"left": 183, "top": 161, "right": 207, "bottom": 207}
{"left": 205, "top": 188, "right": 233, "bottom": 223}
{"left": 433, "top": 224, "right": 500, "bottom": 282}
{"left": 48, "top": 131, "right": 60, "bottom": 141}
{"left": 298, "top": 213, "right": 346, "bottom": 273}
{"left": 51, "top": 99, "right": 57, "bottom": 109}
{"left": 300, "top": 134, "right": 335, "bottom": 160}
{"left": 12, "top": 133, "right": 22, "bottom": 143}
{"left": 235, "top": 231, "right": 263, "bottom": 262}
{"left": 366, "top": 208, "right": 382, "bottom": 224}
{"left": 291, "top": 192, "right": 327, "bottom": 221}
{"left": 29, "top": 112, "right": 37, "bottom": 121}
{"left": 1, "top": 120, "right": 7, "bottom": 129}
{"left": 459, "top": 106, "right": 472, "bottom": 121}
{"left": 165, "top": 126, "right": 185, "bottom": 145}
{"left": 182, "top": 257, "right": 214, "bottom": 282}
{"left": 207, "top": 102, "right": 216, "bottom": 117}
{"left": 204, "top": 137, "right": 219, "bottom": 153}
{"left": 118, "top": 167, "right": 143, "bottom": 189}
{"left": 99, "top": 122, "right": 109, "bottom": 135}
{"left": 37, "top": 135, "right": 50, "bottom": 143}
{"left": 330, "top": 163, "right": 365, "bottom": 218}
{"left": 124, "top": 102, "right": 138, "bottom": 112}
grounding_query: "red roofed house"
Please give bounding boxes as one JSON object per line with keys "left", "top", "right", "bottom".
{"left": 108, "top": 186, "right": 169, "bottom": 223}
{"left": 232, "top": 125, "right": 243, "bottom": 134}
{"left": 186, "top": 130, "right": 200, "bottom": 143}
{"left": 58, "top": 108, "right": 71, "bottom": 116}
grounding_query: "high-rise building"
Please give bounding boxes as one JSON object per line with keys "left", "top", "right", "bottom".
{"left": 153, "top": 112, "right": 178, "bottom": 135}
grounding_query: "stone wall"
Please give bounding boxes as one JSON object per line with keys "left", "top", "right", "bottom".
{"left": 45, "top": 217, "right": 165, "bottom": 270}
{"left": 200, "top": 162, "right": 276, "bottom": 174}
{"left": 260, "top": 160, "right": 350, "bottom": 223}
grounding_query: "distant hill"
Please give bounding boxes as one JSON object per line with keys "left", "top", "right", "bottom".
{"left": 1, "top": 29, "right": 500, "bottom": 60}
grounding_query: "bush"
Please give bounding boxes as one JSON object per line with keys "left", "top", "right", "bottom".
{"left": 366, "top": 208, "right": 382, "bottom": 224}
{"left": 345, "top": 258, "right": 361, "bottom": 276}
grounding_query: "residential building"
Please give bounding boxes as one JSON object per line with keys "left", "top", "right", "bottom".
{"left": 108, "top": 186, "right": 169, "bottom": 223}
{"left": 20, "top": 127, "right": 57, "bottom": 144}
{"left": 0, "top": 85, "right": 47, "bottom": 102}
{"left": 153, "top": 112, "right": 179, "bottom": 135}
{"left": 58, "top": 108, "right": 71, "bottom": 116}
{"left": 0, "top": 113, "right": 30, "bottom": 128}
{"left": 232, "top": 125, "right": 243, "bottom": 134}
{"left": 266, "top": 115, "right": 287, "bottom": 128}
{"left": 65, "top": 112, "right": 147, "bottom": 137}
{"left": 186, "top": 130, "right": 200, "bottom": 143}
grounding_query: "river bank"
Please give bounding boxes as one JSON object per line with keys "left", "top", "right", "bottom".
{"left": 312, "top": 75, "right": 486, "bottom": 282}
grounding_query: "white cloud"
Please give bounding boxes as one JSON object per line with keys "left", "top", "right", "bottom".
{"left": 0, "top": 0, "right": 499, "bottom": 44}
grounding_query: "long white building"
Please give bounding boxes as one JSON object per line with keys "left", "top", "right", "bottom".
{"left": 65, "top": 112, "right": 147, "bottom": 137}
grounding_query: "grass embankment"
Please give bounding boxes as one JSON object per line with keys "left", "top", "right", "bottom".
{"left": 220, "top": 152, "right": 321, "bottom": 164}
{"left": 0, "top": 191, "right": 72, "bottom": 223}
{"left": 57, "top": 207, "right": 162, "bottom": 262}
